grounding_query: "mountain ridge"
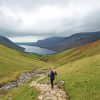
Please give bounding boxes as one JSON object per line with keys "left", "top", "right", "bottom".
{"left": 47, "top": 40, "right": 100, "bottom": 64}
{"left": 32, "top": 31, "right": 100, "bottom": 52}
{"left": 0, "top": 35, "right": 25, "bottom": 52}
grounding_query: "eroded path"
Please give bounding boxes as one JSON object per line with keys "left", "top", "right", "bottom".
{"left": 29, "top": 74, "right": 68, "bottom": 100}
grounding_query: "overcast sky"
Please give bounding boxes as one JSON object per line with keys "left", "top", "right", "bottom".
{"left": 0, "top": 0, "right": 100, "bottom": 42}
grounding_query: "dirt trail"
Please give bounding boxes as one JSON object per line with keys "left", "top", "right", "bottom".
{"left": 29, "top": 75, "right": 68, "bottom": 100}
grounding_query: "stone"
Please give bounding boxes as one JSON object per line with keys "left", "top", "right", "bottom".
{"left": 62, "top": 94, "right": 67, "bottom": 98}
{"left": 38, "top": 95, "right": 44, "bottom": 100}
{"left": 57, "top": 97, "right": 64, "bottom": 100}
{"left": 55, "top": 93, "right": 61, "bottom": 97}
{"left": 41, "top": 91, "right": 46, "bottom": 95}
{"left": 44, "top": 96, "right": 51, "bottom": 100}
{"left": 7, "top": 97, "right": 12, "bottom": 100}
{"left": 51, "top": 96, "right": 58, "bottom": 100}
{"left": 62, "top": 98, "right": 67, "bottom": 100}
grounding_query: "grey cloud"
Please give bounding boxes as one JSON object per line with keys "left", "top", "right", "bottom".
{"left": 0, "top": 0, "right": 69, "bottom": 10}
{"left": 0, "top": 0, "right": 100, "bottom": 42}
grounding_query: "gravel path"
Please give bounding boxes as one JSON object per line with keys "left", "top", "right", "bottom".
{"left": 30, "top": 75, "right": 68, "bottom": 100}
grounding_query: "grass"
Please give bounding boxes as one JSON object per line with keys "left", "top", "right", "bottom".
{"left": 36, "top": 40, "right": 100, "bottom": 100}
{"left": 56, "top": 54, "right": 100, "bottom": 100}
{"left": 1, "top": 83, "right": 39, "bottom": 100}
{"left": 0, "top": 44, "right": 54, "bottom": 84}
{"left": 0, "top": 40, "right": 100, "bottom": 100}
{"left": 48, "top": 40, "right": 100, "bottom": 65}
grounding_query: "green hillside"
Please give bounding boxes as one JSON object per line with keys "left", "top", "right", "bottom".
{"left": 56, "top": 54, "right": 100, "bottom": 100}
{"left": 0, "top": 44, "right": 53, "bottom": 84}
{"left": 50, "top": 40, "right": 100, "bottom": 100}
{"left": 0, "top": 40, "right": 100, "bottom": 100}
{"left": 47, "top": 40, "right": 100, "bottom": 65}
{"left": 38, "top": 40, "right": 100, "bottom": 100}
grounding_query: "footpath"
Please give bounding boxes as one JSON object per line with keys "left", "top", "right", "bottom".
{"left": 30, "top": 74, "right": 69, "bottom": 100}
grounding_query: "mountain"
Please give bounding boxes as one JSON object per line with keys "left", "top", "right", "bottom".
{"left": 32, "top": 37, "right": 65, "bottom": 48}
{"left": 47, "top": 40, "right": 100, "bottom": 64}
{"left": 0, "top": 35, "right": 25, "bottom": 52}
{"left": 16, "top": 42, "right": 33, "bottom": 45}
{"left": 32, "top": 31, "right": 100, "bottom": 52}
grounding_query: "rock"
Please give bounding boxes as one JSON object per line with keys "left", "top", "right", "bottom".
{"left": 30, "top": 79, "right": 68, "bottom": 100}
{"left": 59, "top": 80, "right": 65, "bottom": 85}
{"left": 62, "top": 94, "right": 67, "bottom": 98}
{"left": 51, "top": 95, "right": 58, "bottom": 100}
{"left": 7, "top": 97, "right": 12, "bottom": 100}
{"left": 55, "top": 93, "right": 61, "bottom": 97}
{"left": 44, "top": 96, "right": 51, "bottom": 100}
{"left": 0, "top": 70, "right": 43, "bottom": 92}
{"left": 57, "top": 80, "right": 65, "bottom": 89}
{"left": 38, "top": 95, "right": 44, "bottom": 100}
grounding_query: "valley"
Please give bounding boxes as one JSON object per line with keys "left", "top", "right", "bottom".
{"left": 0, "top": 35, "right": 100, "bottom": 100}
{"left": 0, "top": 0, "right": 100, "bottom": 99}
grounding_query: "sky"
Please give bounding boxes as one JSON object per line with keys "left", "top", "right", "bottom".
{"left": 0, "top": 0, "right": 100, "bottom": 42}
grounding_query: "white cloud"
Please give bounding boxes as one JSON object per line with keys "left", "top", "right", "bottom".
{"left": 0, "top": 0, "right": 100, "bottom": 42}
{"left": 8, "top": 36, "right": 46, "bottom": 42}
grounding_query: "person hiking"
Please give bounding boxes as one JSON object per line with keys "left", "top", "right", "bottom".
{"left": 48, "top": 68, "right": 57, "bottom": 89}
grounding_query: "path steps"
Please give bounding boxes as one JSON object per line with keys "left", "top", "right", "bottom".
{"left": 30, "top": 75, "right": 68, "bottom": 100}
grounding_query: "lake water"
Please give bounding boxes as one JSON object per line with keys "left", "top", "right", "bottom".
{"left": 19, "top": 45, "right": 56, "bottom": 55}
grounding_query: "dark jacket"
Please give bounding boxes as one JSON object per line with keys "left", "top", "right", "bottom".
{"left": 49, "top": 71, "right": 57, "bottom": 80}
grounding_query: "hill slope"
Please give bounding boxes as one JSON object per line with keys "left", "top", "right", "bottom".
{"left": 47, "top": 40, "right": 100, "bottom": 64}
{"left": 56, "top": 54, "right": 100, "bottom": 100}
{"left": 32, "top": 36, "right": 65, "bottom": 49}
{"left": 32, "top": 31, "right": 100, "bottom": 52}
{"left": 46, "top": 40, "right": 100, "bottom": 100}
{"left": 0, "top": 35, "right": 24, "bottom": 52}
{"left": 0, "top": 39, "right": 100, "bottom": 100}
{"left": 0, "top": 44, "right": 53, "bottom": 84}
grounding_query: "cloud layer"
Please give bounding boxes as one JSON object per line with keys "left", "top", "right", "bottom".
{"left": 0, "top": 0, "right": 100, "bottom": 42}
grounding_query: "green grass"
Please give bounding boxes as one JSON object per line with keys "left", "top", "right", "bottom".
{"left": 47, "top": 40, "right": 100, "bottom": 100}
{"left": 56, "top": 54, "right": 100, "bottom": 100}
{"left": 48, "top": 40, "right": 100, "bottom": 65}
{"left": 0, "top": 44, "right": 54, "bottom": 84}
{"left": 0, "top": 40, "right": 100, "bottom": 100}
{"left": 1, "top": 83, "right": 39, "bottom": 100}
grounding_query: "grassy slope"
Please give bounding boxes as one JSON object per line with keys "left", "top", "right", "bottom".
{"left": 56, "top": 54, "right": 100, "bottom": 100}
{"left": 0, "top": 44, "right": 53, "bottom": 84}
{"left": 51, "top": 40, "right": 100, "bottom": 100}
{"left": 48, "top": 40, "right": 100, "bottom": 65}
{"left": 1, "top": 83, "right": 39, "bottom": 100}
{"left": 0, "top": 40, "right": 100, "bottom": 100}
{"left": 36, "top": 40, "right": 100, "bottom": 100}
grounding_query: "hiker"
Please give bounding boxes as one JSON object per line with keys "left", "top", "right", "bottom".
{"left": 48, "top": 68, "right": 57, "bottom": 89}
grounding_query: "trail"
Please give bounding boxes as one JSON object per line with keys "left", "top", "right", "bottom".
{"left": 29, "top": 74, "right": 68, "bottom": 100}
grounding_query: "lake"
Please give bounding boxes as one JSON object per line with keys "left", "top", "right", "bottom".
{"left": 19, "top": 45, "right": 56, "bottom": 55}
